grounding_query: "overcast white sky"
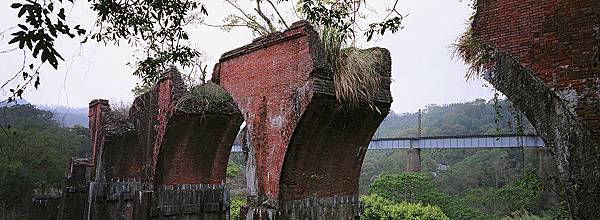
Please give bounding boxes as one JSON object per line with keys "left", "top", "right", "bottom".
{"left": 0, "top": 0, "right": 492, "bottom": 113}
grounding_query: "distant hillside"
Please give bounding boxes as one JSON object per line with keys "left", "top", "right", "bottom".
{"left": 1, "top": 99, "right": 88, "bottom": 127}
{"left": 0, "top": 99, "right": 30, "bottom": 107}
{"left": 374, "top": 98, "right": 535, "bottom": 138}
{"left": 38, "top": 105, "right": 88, "bottom": 128}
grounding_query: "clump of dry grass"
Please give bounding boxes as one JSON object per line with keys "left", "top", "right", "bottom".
{"left": 451, "top": 29, "right": 496, "bottom": 80}
{"left": 176, "top": 82, "right": 237, "bottom": 115}
{"left": 321, "top": 27, "right": 382, "bottom": 110}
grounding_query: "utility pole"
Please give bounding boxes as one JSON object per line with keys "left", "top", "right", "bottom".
{"left": 417, "top": 109, "right": 422, "bottom": 138}
{"left": 407, "top": 109, "right": 422, "bottom": 172}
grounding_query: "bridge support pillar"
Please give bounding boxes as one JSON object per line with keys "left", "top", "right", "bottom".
{"left": 406, "top": 148, "right": 421, "bottom": 172}
{"left": 472, "top": 0, "right": 600, "bottom": 217}
{"left": 214, "top": 21, "right": 392, "bottom": 219}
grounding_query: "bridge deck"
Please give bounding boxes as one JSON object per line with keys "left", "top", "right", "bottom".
{"left": 231, "top": 134, "right": 545, "bottom": 152}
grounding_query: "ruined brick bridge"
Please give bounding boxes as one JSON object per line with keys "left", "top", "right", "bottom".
{"left": 38, "top": 21, "right": 392, "bottom": 220}
{"left": 32, "top": 0, "right": 600, "bottom": 218}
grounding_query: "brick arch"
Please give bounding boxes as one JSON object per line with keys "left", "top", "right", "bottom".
{"left": 215, "top": 21, "right": 393, "bottom": 218}
{"left": 278, "top": 98, "right": 389, "bottom": 202}
{"left": 153, "top": 112, "right": 243, "bottom": 186}
{"left": 100, "top": 121, "right": 142, "bottom": 181}
{"left": 128, "top": 68, "right": 244, "bottom": 186}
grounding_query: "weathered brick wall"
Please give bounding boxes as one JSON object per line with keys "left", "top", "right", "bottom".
{"left": 129, "top": 88, "right": 159, "bottom": 183}
{"left": 473, "top": 0, "right": 600, "bottom": 142}
{"left": 101, "top": 114, "right": 143, "bottom": 181}
{"left": 88, "top": 99, "right": 110, "bottom": 175}
{"left": 472, "top": 0, "right": 600, "bottom": 218}
{"left": 215, "top": 21, "right": 392, "bottom": 218}
{"left": 74, "top": 69, "right": 240, "bottom": 220}
{"left": 154, "top": 113, "right": 242, "bottom": 185}
{"left": 65, "top": 157, "right": 92, "bottom": 187}
{"left": 130, "top": 68, "right": 187, "bottom": 183}
{"left": 213, "top": 21, "right": 320, "bottom": 201}
{"left": 130, "top": 69, "right": 243, "bottom": 186}
{"left": 88, "top": 99, "right": 144, "bottom": 182}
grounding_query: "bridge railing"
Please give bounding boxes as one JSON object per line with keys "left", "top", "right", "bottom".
{"left": 230, "top": 134, "right": 545, "bottom": 152}
{"left": 369, "top": 134, "right": 544, "bottom": 150}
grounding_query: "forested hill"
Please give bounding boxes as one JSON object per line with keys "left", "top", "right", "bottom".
{"left": 1, "top": 99, "right": 88, "bottom": 128}
{"left": 374, "top": 98, "right": 536, "bottom": 138}
{"left": 0, "top": 105, "right": 90, "bottom": 214}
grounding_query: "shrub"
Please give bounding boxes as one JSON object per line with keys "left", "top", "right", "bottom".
{"left": 361, "top": 194, "right": 449, "bottom": 220}
{"left": 230, "top": 196, "right": 247, "bottom": 220}
{"left": 226, "top": 162, "right": 241, "bottom": 177}
{"left": 369, "top": 172, "right": 485, "bottom": 219}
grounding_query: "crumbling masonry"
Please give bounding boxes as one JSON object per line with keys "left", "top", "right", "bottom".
{"left": 31, "top": 21, "right": 392, "bottom": 219}
{"left": 213, "top": 21, "right": 392, "bottom": 219}
{"left": 472, "top": 0, "right": 600, "bottom": 218}
{"left": 45, "top": 69, "right": 244, "bottom": 220}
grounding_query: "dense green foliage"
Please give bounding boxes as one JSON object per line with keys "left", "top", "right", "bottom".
{"left": 0, "top": 105, "right": 90, "bottom": 213}
{"left": 363, "top": 99, "right": 538, "bottom": 191}
{"left": 230, "top": 196, "right": 247, "bottom": 220}
{"left": 366, "top": 172, "right": 552, "bottom": 219}
{"left": 361, "top": 194, "right": 449, "bottom": 220}
{"left": 369, "top": 173, "right": 483, "bottom": 219}
{"left": 361, "top": 98, "right": 567, "bottom": 219}
{"left": 226, "top": 162, "right": 241, "bottom": 178}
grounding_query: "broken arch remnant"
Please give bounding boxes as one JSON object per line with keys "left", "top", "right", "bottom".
{"left": 213, "top": 21, "right": 392, "bottom": 219}
{"left": 472, "top": 0, "right": 600, "bottom": 218}
{"left": 45, "top": 69, "right": 244, "bottom": 219}
{"left": 38, "top": 21, "right": 392, "bottom": 219}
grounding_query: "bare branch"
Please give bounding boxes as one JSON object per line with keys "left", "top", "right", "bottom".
{"left": 0, "top": 47, "right": 18, "bottom": 54}
{"left": 266, "top": 0, "right": 289, "bottom": 28}
{"left": 384, "top": 0, "right": 402, "bottom": 20}
{"left": 255, "top": 0, "right": 277, "bottom": 33}
{"left": 224, "top": 0, "right": 271, "bottom": 35}
{"left": 1, "top": 51, "right": 27, "bottom": 90}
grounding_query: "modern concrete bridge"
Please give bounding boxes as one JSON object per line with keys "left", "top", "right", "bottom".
{"left": 231, "top": 134, "right": 545, "bottom": 152}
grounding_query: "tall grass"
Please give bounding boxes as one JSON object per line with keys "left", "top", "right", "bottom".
{"left": 320, "top": 26, "right": 382, "bottom": 110}
{"left": 451, "top": 29, "right": 496, "bottom": 80}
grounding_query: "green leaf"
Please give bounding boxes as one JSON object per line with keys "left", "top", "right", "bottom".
{"left": 33, "top": 42, "right": 43, "bottom": 58}
{"left": 18, "top": 7, "right": 27, "bottom": 17}
{"left": 8, "top": 36, "right": 21, "bottom": 45}
{"left": 41, "top": 50, "right": 49, "bottom": 62}
{"left": 58, "top": 8, "right": 66, "bottom": 20}
{"left": 26, "top": 38, "right": 32, "bottom": 49}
